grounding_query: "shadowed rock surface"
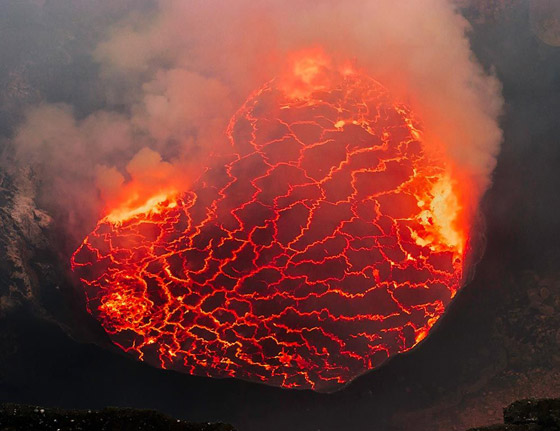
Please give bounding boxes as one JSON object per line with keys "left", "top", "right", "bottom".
{"left": 467, "top": 399, "right": 560, "bottom": 431}
{"left": 0, "top": 404, "right": 236, "bottom": 431}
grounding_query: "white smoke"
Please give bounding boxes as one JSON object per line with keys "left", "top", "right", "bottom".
{"left": 11, "top": 0, "right": 502, "bottom": 237}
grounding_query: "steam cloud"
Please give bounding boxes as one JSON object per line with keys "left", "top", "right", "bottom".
{"left": 9, "top": 0, "right": 502, "bottom": 239}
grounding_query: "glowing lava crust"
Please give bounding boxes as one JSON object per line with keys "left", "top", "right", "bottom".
{"left": 72, "top": 59, "right": 469, "bottom": 392}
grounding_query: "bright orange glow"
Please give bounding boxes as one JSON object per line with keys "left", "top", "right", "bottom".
{"left": 105, "top": 191, "right": 178, "bottom": 224}
{"left": 412, "top": 175, "right": 465, "bottom": 254}
{"left": 279, "top": 48, "right": 333, "bottom": 100}
{"left": 72, "top": 51, "right": 471, "bottom": 392}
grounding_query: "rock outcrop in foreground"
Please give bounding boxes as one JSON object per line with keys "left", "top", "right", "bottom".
{"left": 0, "top": 404, "right": 236, "bottom": 431}
{"left": 468, "top": 399, "right": 560, "bottom": 431}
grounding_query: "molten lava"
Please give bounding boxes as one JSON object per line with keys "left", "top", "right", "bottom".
{"left": 72, "top": 54, "right": 470, "bottom": 391}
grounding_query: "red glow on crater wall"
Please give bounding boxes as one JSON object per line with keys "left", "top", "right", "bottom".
{"left": 72, "top": 52, "right": 470, "bottom": 391}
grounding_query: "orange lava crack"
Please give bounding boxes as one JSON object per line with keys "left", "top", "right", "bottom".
{"left": 72, "top": 65, "right": 468, "bottom": 391}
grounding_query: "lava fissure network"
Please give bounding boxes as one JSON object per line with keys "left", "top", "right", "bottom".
{"left": 72, "top": 56, "right": 469, "bottom": 391}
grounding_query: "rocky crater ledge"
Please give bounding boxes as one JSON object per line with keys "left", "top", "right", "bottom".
{"left": 0, "top": 404, "right": 236, "bottom": 431}
{"left": 468, "top": 399, "right": 560, "bottom": 431}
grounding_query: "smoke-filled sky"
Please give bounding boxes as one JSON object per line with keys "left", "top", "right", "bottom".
{"left": 4, "top": 0, "right": 502, "bottom": 241}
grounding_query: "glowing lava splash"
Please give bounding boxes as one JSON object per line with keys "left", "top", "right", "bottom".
{"left": 72, "top": 53, "right": 470, "bottom": 391}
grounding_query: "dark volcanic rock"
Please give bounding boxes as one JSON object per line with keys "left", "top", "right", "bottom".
{"left": 504, "top": 399, "right": 560, "bottom": 427}
{"left": 0, "top": 404, "right": 236, "bottom": 431}
{"left": 468, "top": 425, "right": 540, "bottom": 431}
{"left": 467, "top": 399, "right": 560, "bottom": 431}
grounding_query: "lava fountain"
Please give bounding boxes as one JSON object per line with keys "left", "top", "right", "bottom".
{"left": 72, "top": 52, "right": 472, "bottom": 392}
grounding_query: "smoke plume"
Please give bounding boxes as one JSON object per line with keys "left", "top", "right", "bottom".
{"left": 9, "top": 0, "right": 502, "bottom": 240}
